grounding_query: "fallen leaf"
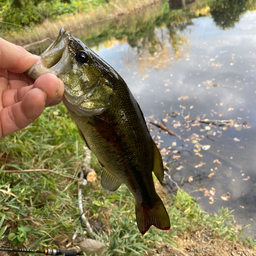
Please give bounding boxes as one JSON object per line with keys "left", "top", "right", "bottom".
{"left": 209, "top": 196, "right": 214, "bottom": 201}
{"left": 221, "top": 192, "right": 230, "bottom": 201}
{"left": 202, "top": 145, "right": 211, "bottom": 150}
{"left": 173, "top": 123, "right": 181, "bottom": 128}
{"left": 160, "top": 148, "right": 167, "bottom": 154}
{"left": 80, "top": 239, "right": 106, "bottom": 256}
{"left": 188, "top": 176, "right": 193, "bottom": 182}
{"left": 176, "top": 166, "right": 184, "bottom": 171}
{"left": 87, "top": 171, "right": 97, "bottom": 182}
{"left": 213, "top": 159, "right": 222, "bottom": 165}
{"left": 195, "top": 162, "right": 205, "bottom": 168}
{"left": 204, "top": 190, "right": 210, "bottom": 197}
{"left": 208, "top": 172, "right": 215, "bottom": 178}
{"left": 178, "top": 96, "right": 189, "bottom": 101}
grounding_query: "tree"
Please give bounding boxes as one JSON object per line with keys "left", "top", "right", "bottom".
{"left": 209, "top": 0, "right": 249, "bottom": 29}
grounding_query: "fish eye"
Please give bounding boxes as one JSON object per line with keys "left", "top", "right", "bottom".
{"left": 76, "top": 50, "right": 88, "bottom": 64}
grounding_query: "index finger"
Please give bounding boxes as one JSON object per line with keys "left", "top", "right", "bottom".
{"left": 0, "top": 38, "right": 39, "bottom": 73}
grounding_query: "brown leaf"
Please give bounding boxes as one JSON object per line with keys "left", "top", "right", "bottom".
{"left": 221, "top": 192, "right": 230, "bottom": 201}
{"left": 87, "top": 171, "right": 97, "bottom": 182}
{"left": 204, "top": 190, "right": 210, "bottom": 197}
{"left": 208, "top": 172, "right": 215, "bottom": 178}
{"left": 213, "top": 159, "right": 222, "bottom": 165}
{"left": 188, "top": 176, "right": 193, "bottom": 182}
{"left": 80, "top": 239, "right": 106, "bottom": 256}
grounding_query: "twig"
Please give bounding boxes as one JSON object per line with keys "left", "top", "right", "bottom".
{"left": 77, "top": 171, "right": 103, "bottom": 242}
{"left": 164, "top": 167, "right": 180, "bottom": 191}
{"left": 197, "top": 119, "right": 233, "bottom": 126}
{"left": 73, "top": 146, "right": 103, "bottom": 242}
{"left": 82, "top": 146, "right": 97, "bottom": 182}
{"left": 2, "top": 169, "right": 80, "bottom": 182}
{"left": 23, "top": 37, "right": 52, "bottom": 49}
{"left": 150, "top": 122, "right": 180, "bottom": 139}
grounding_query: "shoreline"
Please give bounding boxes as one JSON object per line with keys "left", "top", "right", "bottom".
{"left": 2, "top": 0, "right": 163, "bottom": 46}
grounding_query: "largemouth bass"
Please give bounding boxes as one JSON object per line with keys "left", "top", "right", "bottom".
{"left": 27, "top": 28, "right": 170, "bottom": 234}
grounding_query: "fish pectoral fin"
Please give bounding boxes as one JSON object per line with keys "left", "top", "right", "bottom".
{"left": 77, "top": 127, "right": 91, "bottom": 149}
{"left": 135, "top": 198, "right": 170, "bottom": 235}
{"left": 152, "top": 142, "right": 164, "bottom": 183}
{"left": 101, "top": 168, "right": 122, "bottom": 191}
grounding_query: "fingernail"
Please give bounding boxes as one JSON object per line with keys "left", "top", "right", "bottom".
{"left": 55, "top": 79, "right": 63, "bottom": 100}
{"left": 43, "top": 91, "right": 47, "bottom": 103}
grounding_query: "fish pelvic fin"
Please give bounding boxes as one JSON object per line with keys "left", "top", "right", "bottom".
{"left": 152, "top": 142, "right": 164, "bottom": 183}
{"left": 101, "top": 168, "right": 122, "bottom": 191}
{"left": 135, "top": 199, "right": 170, "bottom": 235}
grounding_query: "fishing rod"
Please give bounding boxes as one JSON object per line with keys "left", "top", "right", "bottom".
{"left": 0, "top": 247, "right": 82, "bottom": 255}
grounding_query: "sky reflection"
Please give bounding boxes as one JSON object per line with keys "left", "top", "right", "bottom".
{"left": 93, "top": 10, "right": 256, "bottom": 236}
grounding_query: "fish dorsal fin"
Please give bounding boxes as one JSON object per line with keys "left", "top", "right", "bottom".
{"left": 152, "top": 142, "right": 164, "bottom": 183}
{"left": 101, "top": 168, "right": 122, "bottom": 191}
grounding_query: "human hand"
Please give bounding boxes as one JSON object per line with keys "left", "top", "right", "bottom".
{"left": 0, "top": 38, "right": 65, "bottom": 138}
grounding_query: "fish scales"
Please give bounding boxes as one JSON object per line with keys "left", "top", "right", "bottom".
{"left": 27, "top": 28, "right": 170, "bottom": 235}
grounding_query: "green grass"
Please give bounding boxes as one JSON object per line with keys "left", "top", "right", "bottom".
{"left": 0, "top": 103, "right": 255, "bottom": 255}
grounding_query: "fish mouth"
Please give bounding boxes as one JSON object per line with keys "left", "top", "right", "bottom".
{"left": 26, "top": 28, "right": 70, "bottom": 79}
{"left": 41, "top": 28, "right": 68, "bottom": 69}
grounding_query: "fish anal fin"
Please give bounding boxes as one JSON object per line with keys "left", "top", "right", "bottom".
{"left": 135, "top": 199, "right": 170, "bottom": 235}
{"left": 152, "top": 142, "right": 164, "bottom": 183}
{"left": 101, "top": 168, "right": 122, "bottom": 191}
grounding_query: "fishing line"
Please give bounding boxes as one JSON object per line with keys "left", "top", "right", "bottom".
{"left": 0, "top": 247, "right": 82, "bottom": 255}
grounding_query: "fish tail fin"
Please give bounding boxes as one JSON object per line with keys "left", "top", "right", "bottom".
{"left": 135, "top": 199, "right": 170, "bottom": 235}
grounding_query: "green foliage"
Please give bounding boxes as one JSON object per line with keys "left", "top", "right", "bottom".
{"left": 0, "top": 103, "right": 83, "bottom": 247}
{"left": 1, "top": 0, "right": 44, "bottom": 27}
{"left": 0, "top": 215, "right": 7, "bottom": 240}
{"left": 0, "top": 0, "right": 108, "bottom": 29}
{"left": 8, "top": 226, "right": 32, "bottom": 246}
{"left": 209, "top": 0, "right": 250, "bottom": 29}
{"left": 0, "top": 102, "right": 255, "bottom": 252}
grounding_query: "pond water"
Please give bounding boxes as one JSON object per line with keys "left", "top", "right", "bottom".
{"left": 28, "top": 0, "right": 256, "bottom": 237}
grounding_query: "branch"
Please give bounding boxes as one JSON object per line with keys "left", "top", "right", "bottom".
{"left": 197, "top": 119, "right": 233, "bottom": 126}
{"left": 150, "top": 122, "right": 181, "bottom": 139}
